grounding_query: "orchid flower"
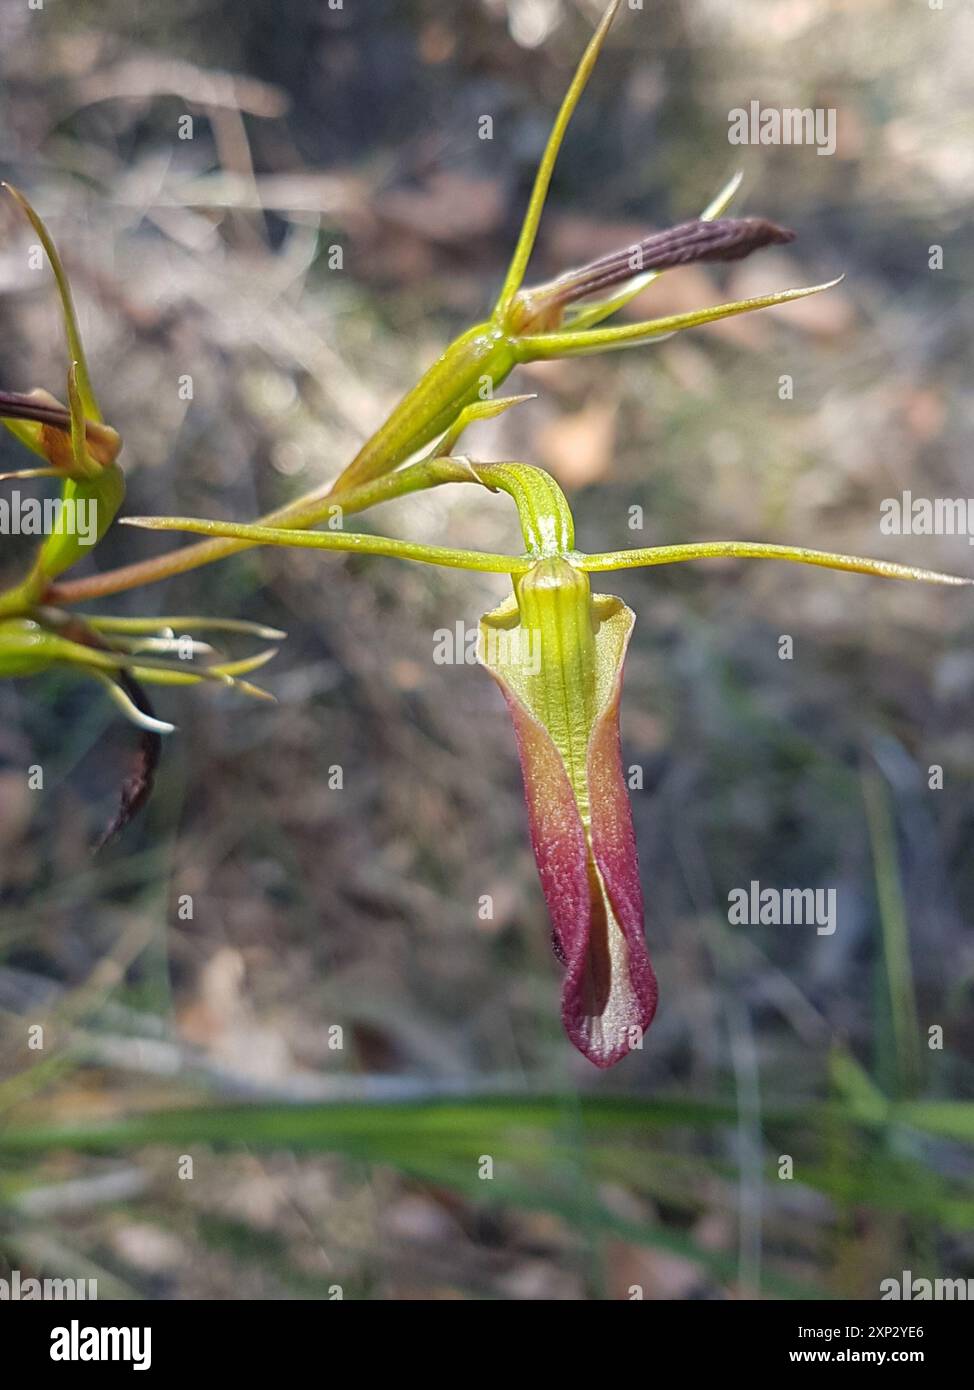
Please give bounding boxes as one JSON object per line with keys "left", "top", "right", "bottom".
{"left": 0, "top": 183, "right": 125, "bottom": 606}
{"left": 120, "top": 464, "right": 970, "bottom": 1065}
{"left": 2, "top": 0, "right": 968, "bottom": 1053}
{"left": 46, "top": 0, "right": 837, "bottom": 607}
{"left": 0, "top": 188, "right": 282, "bottom": 842}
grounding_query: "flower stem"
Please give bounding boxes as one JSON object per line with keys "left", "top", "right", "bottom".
{"left": 44, "top": 456, "right": 481, "bottom": 604}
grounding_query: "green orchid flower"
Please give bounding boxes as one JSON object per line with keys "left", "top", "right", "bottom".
{"left": 327, "top": 0, "right": 829, "bottom": 497}
{"left": 48, "top": 0, "right": 836, "bottom": 607}
{"left": 5, "top": 0, "right": 968, "bottom": 1056}
{"left": 120, "top": 464, "right": 969, "bottom": 1065}
{"left": 0, "top": 184, "right": 125, "bottom": 603}
{"left": 0, "top": 189, "right": 284, "bottom": 843}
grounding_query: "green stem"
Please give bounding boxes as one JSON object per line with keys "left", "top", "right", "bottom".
{"left": 473, "top": 462, "right": 575, "bottom": 556}
{"left": 44, "top": 452, "right": 573, "bottom": 604}
{"left": 44, "top": 456, "right": 482, "bottom": 604}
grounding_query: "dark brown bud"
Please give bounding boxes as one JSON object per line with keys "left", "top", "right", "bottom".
{"left": 513, "top": 217, "right": 796, "bottom": 331}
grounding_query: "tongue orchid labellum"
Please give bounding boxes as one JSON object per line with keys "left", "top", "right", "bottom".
{"left": 121, "top": 457, "right": 970, "bottom": 1065}
{"left": 482, "top": 560, "right": 653, "bottom": 1065}
{"left": 475, "top": 467, "right": 655, "bottom": 1065}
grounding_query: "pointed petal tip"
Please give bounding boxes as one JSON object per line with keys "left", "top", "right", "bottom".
{"left": 565, "top": 968, "right": 659, "bottom": 1068}
{"left": 803, "top": 273, "right": 845, "bottom": 293}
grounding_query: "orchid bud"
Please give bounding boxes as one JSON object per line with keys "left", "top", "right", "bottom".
{"left": 0, "top": 388, "right": 121, "bottom": 476}
{"left": 329, "top": 4, "right": 830, "bottom": 500}
{"left": 0, "top": 187, "right": 125, "bottom": 600}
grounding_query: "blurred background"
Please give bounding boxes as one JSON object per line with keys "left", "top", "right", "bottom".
{"left": 0, "top": 0, "right": 972, "bottom": 1300}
